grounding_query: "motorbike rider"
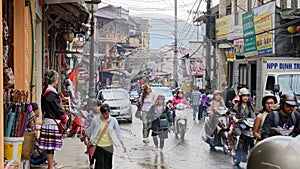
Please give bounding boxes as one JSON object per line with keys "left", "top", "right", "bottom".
{"left": 205, "top": 90, "right": 229, "bottom": 150}
{"left": 169, "top": 89, "right": 190, "bottom": 137}
{"left": 228, "top": 88, "right": 255, "bottom": 155}
{"left": 253, "top": 94, "right": 277, "bottom": 141}
{"left": 261, "top": 93, "right": 300, "bottom": 140}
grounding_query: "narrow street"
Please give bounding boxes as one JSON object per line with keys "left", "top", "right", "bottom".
{"left": 31, "top": 105, "right": 246, "bottom": 169}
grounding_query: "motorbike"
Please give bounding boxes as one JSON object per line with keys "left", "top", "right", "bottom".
{"left": 232, "top": 118, "right": 255, "bottom": 166}
{"left": 204, "top": 107, "right": 231, "bottom": 154}
{"left": 174, "top": 103, "right": 188, "bottom": 140}
{"left": 68, "top": 109, "right": 88, "bottom": 138}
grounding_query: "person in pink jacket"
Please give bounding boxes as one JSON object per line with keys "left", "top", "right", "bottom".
{"left": 170, "top": 89, "right": 189, "bottom": 106}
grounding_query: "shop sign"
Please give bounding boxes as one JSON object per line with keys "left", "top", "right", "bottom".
{"left": 253, "top": 1, "right": 275, "bottom": 56}
{"left": 216, "top": 15, "right": 231, "bottom": 40}
{"left": 225, "top": 48, "right": 236, "bottom": 62}
{"left": 242, "top": 11, "right": 258, "bottom": 57}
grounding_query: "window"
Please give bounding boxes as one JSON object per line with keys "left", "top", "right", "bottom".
{"left": 266, "top": 76, "right": 275, "bottom": 91}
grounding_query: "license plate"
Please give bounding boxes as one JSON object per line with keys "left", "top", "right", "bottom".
{"left": 111, "top": 111, "right": 119, "bottom": 116}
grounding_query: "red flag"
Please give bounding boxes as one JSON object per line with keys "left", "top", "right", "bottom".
{"left": 68, "top": 65, "right": 79, "bottom": 93}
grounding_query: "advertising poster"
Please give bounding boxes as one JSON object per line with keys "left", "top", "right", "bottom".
{"left": 242, "top": 11, "right": 258, "bottom": 57}
{"left": 253, "top": 2, "right": 275, "bottom": 56}
{"left": 189, "top": 60, "right": 203, "bottom": 76}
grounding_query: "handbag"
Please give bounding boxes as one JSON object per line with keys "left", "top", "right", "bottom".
{"left": 135, "top": 110, "right": 142, "bottom": 119}
{"left": 159, "top": 118, "right": 169, "bottom": 130}
{"left": 48, "top": 112, "right": 67, "bottom": 134}
{"left": 89, "top": 120, "right": 111, "bottom": 160}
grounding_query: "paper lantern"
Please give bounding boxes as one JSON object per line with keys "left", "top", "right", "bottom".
{"left": 287, "top": 26, "right": 296, "bottom": 34}
{"left": 296, "top": 26, "right": 300, "bottom": 33}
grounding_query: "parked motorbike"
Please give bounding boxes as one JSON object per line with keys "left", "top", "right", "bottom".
{"left": 68, "top": 109, "right": 88, "bottom": 138}
{"left": 204, "top": 107, "right": 231, "bottom": 154}
{"left": 232, "top": 118, "right": 255, "bottom": 166}
{"left": 174, "top": 103, "right": 188, "bottom": 140}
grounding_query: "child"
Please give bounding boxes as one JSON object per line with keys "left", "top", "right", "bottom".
{"left": 80, "top": 100, "right": 102, "bottom": 169}
{"left": 27, "top": 103, "right": 40, "bottom": 132}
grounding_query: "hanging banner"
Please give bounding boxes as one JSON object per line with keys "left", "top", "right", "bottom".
{"left": 233, "top": 26, "right": 244, "bottom": 56}
{"left": 253, "top": 2, "right": 275, "bottom": 56}
{"left": 242, "top": 11, "right": 258, "bottom": 57}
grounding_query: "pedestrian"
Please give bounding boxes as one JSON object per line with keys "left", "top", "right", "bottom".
{"left": 84, "top": 104, "right": 127, "bottom": 169}
{"left": 253, "top": 94, "right": 277, "bottom": 141}
{"left": 147, "top": 95, "right": 171, "bottom": 152}
{"left": 138, "top": 84, "right": 156, "bottom": 145}
{"left": 191, "top": 87, "right": 202, "bottom": 121}
{"left": 39, "top": 69, "right": 68, "bottom": 169}
{"left": 82, "top": 99, "right": 102, "bottom": 169}
{"left": 261, "top": 93, "right": 300, "bottom": 140}
{"left": 199, "top": 91, "right": 209, "bottom": 120}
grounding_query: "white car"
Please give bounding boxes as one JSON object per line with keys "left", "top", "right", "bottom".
{"left": 151, "top": 87, "right": 173, "bottom": 103}
{"left": 97, "top": 88, "right": 132, "bottom": 123}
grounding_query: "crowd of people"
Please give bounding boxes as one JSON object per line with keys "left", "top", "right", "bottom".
{"left": 34, "top": 70, "right": 300, "bottom": 169}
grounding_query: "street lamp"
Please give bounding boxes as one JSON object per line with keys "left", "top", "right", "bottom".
{"left": 86, "top": 0, "right": 101, "bottom": 111}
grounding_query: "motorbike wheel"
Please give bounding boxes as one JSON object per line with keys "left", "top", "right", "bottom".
{"left": 179, "top": 124, "right": 185, "bottom": 140}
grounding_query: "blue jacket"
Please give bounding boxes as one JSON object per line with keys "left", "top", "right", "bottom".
{"left": 85, "top": 115, "right": 124, "bottom": 146}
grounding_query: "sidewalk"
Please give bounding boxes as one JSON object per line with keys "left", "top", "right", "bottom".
{"left": 30, "top": 137, "right": 89, "bottom": 169}
{"left": 29, "top": 137, "right": 141, "bottom": 169}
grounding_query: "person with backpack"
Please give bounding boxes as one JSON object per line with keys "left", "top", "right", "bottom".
{"left": 261, "top": 93, "right": 300, "bottom": 140}
{"left": 147, "top": 95, "right": 172, "bottom": 152}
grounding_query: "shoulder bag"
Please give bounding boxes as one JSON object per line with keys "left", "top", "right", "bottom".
{"left": 48, "top": 112, "right": 67, "bottom": 134}
{"left": 88, "top": 119, "right": 111, "bottom": 160}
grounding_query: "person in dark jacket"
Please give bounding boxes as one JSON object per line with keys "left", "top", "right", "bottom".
{"left": 40, "top": 70, "right": 68, "bottom": 169}
{"left": 261, "top": 93, "right": 300, "bottom": 140}
{"left": 147, "top": 95, "right": 171, "bottom": 152}
{"left": 221, "top": 82, "right": 236, "bottom": 108}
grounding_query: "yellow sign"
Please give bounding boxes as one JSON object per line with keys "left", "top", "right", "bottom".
{"left": 254, "top": 12, "right": 272, "bottom": 54}
{"left": 216, "top": 15, "right": 231, "bottom": 40}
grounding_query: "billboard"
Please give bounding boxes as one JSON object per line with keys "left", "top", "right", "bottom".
{"left": 216, "top": 15, "right": 231, "bottom": 40}
{"left": 253, "top": 2, "right": 275, "bottom": 56}
{"left": 186, "top": 59, "right": 203, "bottom": 76}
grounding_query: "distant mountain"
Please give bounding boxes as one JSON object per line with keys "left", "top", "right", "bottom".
{"left": 134, "top": 13, "right": 201, "bottom": 49}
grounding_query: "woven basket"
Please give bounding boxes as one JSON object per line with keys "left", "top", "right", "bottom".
{"left": 21, "top": 132, "right": 36, "bottom": 160}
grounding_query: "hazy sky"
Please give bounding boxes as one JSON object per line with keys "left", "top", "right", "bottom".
{"left": 100, "top": 0, "right": 219, "bottom": 21}
{"left": 99, "top": 0, "right": 220, "bottom": 49}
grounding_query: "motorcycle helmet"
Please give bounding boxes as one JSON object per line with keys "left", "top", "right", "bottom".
{"left": 262, "top": 93, "right": 277, "bottom": 106}
{"left": 239, "top": 88, "right": 250, "bottom": 96}
{"left": 280, "top": 93, "right": 297, "bottom": 106}
{"left": 247, "top": 135, "right": 300, "bottom": 169}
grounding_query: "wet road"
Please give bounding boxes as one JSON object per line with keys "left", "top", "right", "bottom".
{"left": 32, "top": 105, "right": 247, "bottom": 169}
{"left": 114, "top": 106, "right": 247, "bottom": 169}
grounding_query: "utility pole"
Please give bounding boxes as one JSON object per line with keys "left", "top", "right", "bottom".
{"left": 173, "top": 0, "right": 178, "bottom": 85}
{"left": 205, "top": 0, "right": 212, "bottom": 90}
